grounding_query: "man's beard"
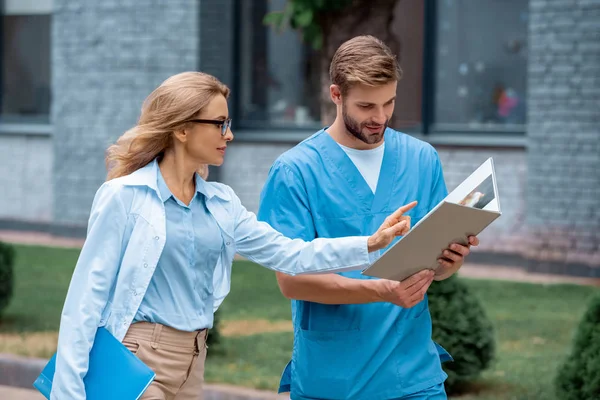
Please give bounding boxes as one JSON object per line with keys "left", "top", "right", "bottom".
{"left": 342, "top": 104, "right": 387, "bottom": 145}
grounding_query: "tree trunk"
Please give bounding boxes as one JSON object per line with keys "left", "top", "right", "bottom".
{"left": 318, "top": 0, "right": 401, "bottom": 126}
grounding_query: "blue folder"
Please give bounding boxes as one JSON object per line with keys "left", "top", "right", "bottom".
{"left": 33, "top": 327, "right": 155, "bottom": 400}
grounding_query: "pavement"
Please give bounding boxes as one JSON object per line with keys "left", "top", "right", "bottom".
{"left": 0, "top": 385, "right": 45, "bottom": 400}
{"left": 0, "top": 383, "right": 288, "bottom": 400}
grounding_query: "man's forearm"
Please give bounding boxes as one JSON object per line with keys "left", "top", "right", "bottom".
{"left": 276, "top": 272, "right": 383, "bottom": 304}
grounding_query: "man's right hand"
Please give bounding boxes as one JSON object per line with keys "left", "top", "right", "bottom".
{"left": 374, "top": 269, "right": 435, "bottom": 308}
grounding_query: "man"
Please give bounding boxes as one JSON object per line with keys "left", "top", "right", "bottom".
{"left": 257, "top": 35, "right": 479, "bottom": 400}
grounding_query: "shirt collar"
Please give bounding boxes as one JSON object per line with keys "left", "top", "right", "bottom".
{"left": 156, "top": 167, "right": 174, "bottom": 203}
{"left": 119, "top": 159, "right": 230, "bottom": 202}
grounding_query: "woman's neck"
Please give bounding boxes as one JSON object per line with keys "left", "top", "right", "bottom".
{"left": 158, "top": 149, "right": 197, "bottom": 205}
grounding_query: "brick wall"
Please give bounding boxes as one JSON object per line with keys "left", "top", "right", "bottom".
{"left": 0, "top": 133, "right": 53, "bottom": 222}
{"left": 525, "top": 0, "right": 600, "bottom": 271}
{"left": 51, "top": 0, "right": 200, "bottom": 226}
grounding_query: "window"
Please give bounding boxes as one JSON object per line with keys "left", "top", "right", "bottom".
{"left": 1, "top": 0, "right": 52, "bottom": 124}
{"left": 433, "top": 0, "right": 528, "bottom": 132}
{"left": 234, "top": 0, "right": 528, "bottom": 136}
{"left": 236, "top": 0, "right": 321, "bottom": 129}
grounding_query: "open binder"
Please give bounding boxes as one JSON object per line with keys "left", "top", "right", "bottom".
{"left": 362, "top": 157, "right": 502, "bottom": 282}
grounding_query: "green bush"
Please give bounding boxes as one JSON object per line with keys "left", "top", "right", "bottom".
{"left": 428, "top": 276, "right": 496, "bottom": 394}
{"left": 207, "top": 308, "right": 222, "bottom": 356}
{"left": 0, "top": 241, "right": 15, "bottom": 317}
{"left": 555, "top": 293, "right": 600, "bottom": 400}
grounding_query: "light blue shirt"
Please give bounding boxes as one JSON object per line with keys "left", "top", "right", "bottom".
{"left": 133, "top": 169, "right": 222, "bottom": 331}
{"left": 51, "top": 159, "right": 373, "bottom": 400}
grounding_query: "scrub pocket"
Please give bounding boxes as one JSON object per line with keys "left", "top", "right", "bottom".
{"left": 294, "top": 328, "right": 362, "bottom": 399}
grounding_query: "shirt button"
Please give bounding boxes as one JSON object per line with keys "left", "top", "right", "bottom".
{"left": 133, "top": 290, "right": 137, "bottom": 295}
{"left": 143, "top": 263, "right": 148, "bottom": 268}
{"left": 226, "top": 242, "right": 231, "bottom": 246}
{"left": 154, "top": 236, "right": 159, "bottom": 240}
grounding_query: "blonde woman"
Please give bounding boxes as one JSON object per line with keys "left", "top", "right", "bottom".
{"left": 51, "top": 72, "right": 416, "bottom": 400}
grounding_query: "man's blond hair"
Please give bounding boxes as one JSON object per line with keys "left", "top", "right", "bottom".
{"left": 329, "top": 35, "right": 402, "bottom": 95}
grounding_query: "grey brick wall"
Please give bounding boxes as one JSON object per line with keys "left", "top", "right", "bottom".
{"left": 219, "top": 142, "right": 526, "bottom": 255}
{"left": 52, "top": 0, "right": 200, "bottom": 226}
{"left": 0, "top": 134, "right": 53, "bottom": 222}
{"left": 525, "top": 0, "right": 600, "bottom": 269}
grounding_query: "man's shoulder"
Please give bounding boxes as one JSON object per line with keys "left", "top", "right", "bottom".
{"left": 386, "top": 128, "right": 439, "bottom": 157}
{"left": 273, "top": 129, "right": 327, "bottom": 171}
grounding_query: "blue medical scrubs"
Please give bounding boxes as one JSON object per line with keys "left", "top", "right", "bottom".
{"left": 258, "top": 128, "right": 453, "bottom": 400}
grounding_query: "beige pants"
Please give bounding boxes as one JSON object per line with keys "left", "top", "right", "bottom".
{"left": 122, "top": 322, "right": 208, "bottom": 400}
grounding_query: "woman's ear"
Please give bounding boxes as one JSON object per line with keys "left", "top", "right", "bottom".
{"left": 173, "top": 128, "right": 188, "bottom": 143}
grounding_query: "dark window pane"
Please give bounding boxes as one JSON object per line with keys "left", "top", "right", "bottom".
{"left": 238, "top": 0, "right": 320, "bottom": 129}
{"left": 2, "top": 14, "right": 51, "bottom": 123}
{"left": 434, "top": 0, "right": 528, "bottom": 131}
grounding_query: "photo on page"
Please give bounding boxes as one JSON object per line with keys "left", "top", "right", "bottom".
{"left": 458, "top": 175, "right": 495, "bottom": 210}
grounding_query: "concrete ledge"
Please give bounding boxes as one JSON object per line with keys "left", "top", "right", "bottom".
{"left": 233, "top": 129, "right": 527, "bottom": 149}
{"left": 0, "top": 220, "right": 87, "bottom": 241}
{"left": 459, "top": 264, "right": 600, "bottom": 287}
{"left": 0, "top": 123, "right": 52, "bottom": 137}
{"left": 468, "top": 251, "right": 600, "bottom": 279}
{"left": 0, "top": 354, "right": 287, "bottom": 400}
{"left": 0, "top": 354, "right": 46, "bottom": 389}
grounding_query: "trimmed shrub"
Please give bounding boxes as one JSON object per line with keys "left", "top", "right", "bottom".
{"left": 0, "top": 241, "right": 15, "bottom": 317}
{"left": 428, "top": 276, "right": 496, "bottom": 394}
{"left": 207, "top": 308, "right": 222, "bottom": 355}
{"left": 555, "top": 293, "right": 600, "bottom": 400}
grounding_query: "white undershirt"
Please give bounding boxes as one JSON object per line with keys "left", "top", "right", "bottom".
{"left": 338, "top": 142, "right": 385, "bottom": 193}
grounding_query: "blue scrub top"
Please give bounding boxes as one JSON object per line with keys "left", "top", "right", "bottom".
{"left": 258, "top": 128, "right": 453, "bottom": 400}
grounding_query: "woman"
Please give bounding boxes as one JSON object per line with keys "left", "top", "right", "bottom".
{"left": 51, "top": 72, "right": 416, "bottom": 400}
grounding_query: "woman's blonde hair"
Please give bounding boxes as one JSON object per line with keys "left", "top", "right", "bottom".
{"left": 105, "top": 71, "right": 229, "bottom": 180}
{"left": 330, "top": 35, "right": 402, "bottom": 95}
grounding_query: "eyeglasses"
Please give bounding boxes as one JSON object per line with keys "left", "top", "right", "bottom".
{"left": 186, "top": 118, "right": 232, "bottom": 136}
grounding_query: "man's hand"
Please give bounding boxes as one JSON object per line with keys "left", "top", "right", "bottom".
{"left": 374, "top": 270, "right": 435, "bottom": 308}
{"left": 434, "top": 235, "right": 480, "bottom": 280}
{"left": 367, "top": 201, "right": 417, "bottom": 252}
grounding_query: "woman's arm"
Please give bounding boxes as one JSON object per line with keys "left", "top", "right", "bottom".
{"left": 50, "top": 183, "right": 128, "bottom": 400}
{"left": 229, "top": 186, "right": 412, "bottom": 276}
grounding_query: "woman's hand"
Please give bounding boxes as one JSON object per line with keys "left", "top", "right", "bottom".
{"left": 367, "top": 201, "right": 417, "bottom": 252}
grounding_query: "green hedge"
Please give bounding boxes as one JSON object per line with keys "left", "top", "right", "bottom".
{"left": 428, "top": 276, "right": 496, "bottom": 394}
{"left": 555, "top": 293, "right": 600, "bottom": 400}
{"left": 207, "top": 308, "right": 222, "bottom": 356}
{"left": 0, "top": 241, "right": 15, "bottom": 317}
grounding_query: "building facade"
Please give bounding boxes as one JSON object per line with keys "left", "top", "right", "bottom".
{"left": 0, "top": 0, "right": 598, "bottom": 276}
